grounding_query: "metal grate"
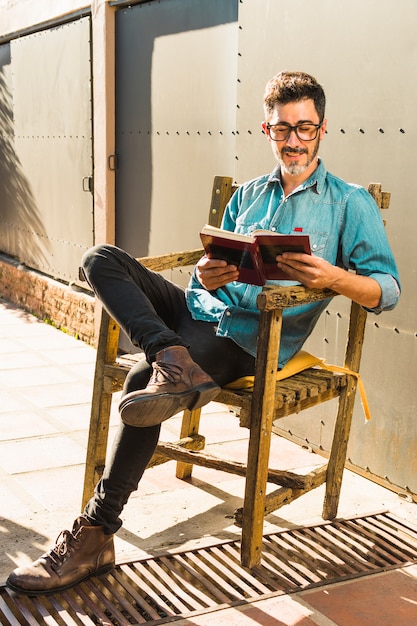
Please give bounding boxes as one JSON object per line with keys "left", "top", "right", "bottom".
{"left": 2, "top": 512, "right": 417, "bottom": 625}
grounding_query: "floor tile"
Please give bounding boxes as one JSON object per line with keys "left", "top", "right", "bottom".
{"left": 174, "top": 594, "right": 320, "bottom": 625}
{"left": 0, "top": 411, "right": 59, "bottom": 440}
{"left": 301, "top": 568, "right": 417, "bottom": 625}
{"left": 0, "top": 435, "right": 86, "bottom": 473}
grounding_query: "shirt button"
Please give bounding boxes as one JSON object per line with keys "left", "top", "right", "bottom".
{"left": 226, "top": 311, "right": 231, "bottom": 316}
{"left": 312, "top": 244, "right": 317, "bottom": 250}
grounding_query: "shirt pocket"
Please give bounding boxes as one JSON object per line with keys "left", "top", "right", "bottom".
{"left": 307, "top": 230, "right": 329, "bottom": 257}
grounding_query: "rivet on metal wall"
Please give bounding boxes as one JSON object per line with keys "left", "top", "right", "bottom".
{"left": 340, "top": 128, "right": 345, "bottom": 134}
{"left": 359, "top": 128, "right": 365, "bottom": 134}
{"left": 378, "top": 128, "right": 385, "bottom": 133}
{"left": 399, "top": 492, "right": 413, "bottom": 502}
{"left": 394, "top": 327, "right": 400, "bottom": 334}
{"left": 400, "top": 128, "right": 405, "bottom": 133}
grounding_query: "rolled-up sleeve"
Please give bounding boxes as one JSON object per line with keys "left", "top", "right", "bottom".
{"left": 341, "top": 187, "right": 401, "bottom": 314}
{"left": 365, "top": 272, "right": 401, "bottom": 313}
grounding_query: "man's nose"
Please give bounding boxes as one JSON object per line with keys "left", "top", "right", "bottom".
{"left": 285, "top": 129, "right": 302, "bottom": 147}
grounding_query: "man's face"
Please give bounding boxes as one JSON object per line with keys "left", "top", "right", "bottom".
{"left": 262, "top": 99, "right": 327, "bottom": 177}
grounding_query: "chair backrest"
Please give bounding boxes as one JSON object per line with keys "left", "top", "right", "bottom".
{"left": 207, "top": 176, "right": 237, "bottom": 227}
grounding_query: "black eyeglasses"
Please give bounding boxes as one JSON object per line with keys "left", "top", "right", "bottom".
{"left": 266, "top": 122, "right": 323, "bottom": 142}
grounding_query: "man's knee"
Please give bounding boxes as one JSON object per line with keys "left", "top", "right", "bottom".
{"left": 81, "top": 244, "right": 118, "bottom": 281}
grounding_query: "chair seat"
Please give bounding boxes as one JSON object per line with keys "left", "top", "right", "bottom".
{"left": 103, "top": 351, "right": 347, "bottom": 429}
{"left": 216, "top": 368, "right": 347, "bottom": 427}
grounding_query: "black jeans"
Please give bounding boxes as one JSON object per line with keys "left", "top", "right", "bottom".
{"left": 81, "top": 244, "right": 255, "bottom": 533}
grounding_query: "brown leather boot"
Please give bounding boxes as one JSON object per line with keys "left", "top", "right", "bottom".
{"left": 6, "top": 516, "right": 115, "bottom": 595}
{"left": 119, "top": 346, "right": 220, "bottom": 427}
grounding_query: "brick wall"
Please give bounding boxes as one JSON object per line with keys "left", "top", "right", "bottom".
{"left": 0, "top": 253, "right": 97, "bottom": 346}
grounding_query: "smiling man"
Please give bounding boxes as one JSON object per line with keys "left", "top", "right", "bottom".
{"left": 6, "top": 71, "right": 400, "bottom": 596}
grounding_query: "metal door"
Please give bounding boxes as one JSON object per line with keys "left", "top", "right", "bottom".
{"left": 0, "top": 17, "right": 93, "bottom": 283}
{"left": 114, "top": 0, "right": 238, "bottom": 275}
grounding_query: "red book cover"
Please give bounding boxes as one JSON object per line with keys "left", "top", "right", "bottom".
{"left": 200, "top": 225, "right": 311, "bottom": 286}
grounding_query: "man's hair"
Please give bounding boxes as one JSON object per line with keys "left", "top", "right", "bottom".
{"left": 263, "top": 71, "right": 326, "bottom": 122}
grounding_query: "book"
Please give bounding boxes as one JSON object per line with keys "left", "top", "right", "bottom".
{"left": 200, "top": 224, "right": 311, "bottom": 286}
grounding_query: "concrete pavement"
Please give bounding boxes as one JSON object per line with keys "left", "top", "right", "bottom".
{"left": 1, "top": 296, "right": 417, "bottom": 625}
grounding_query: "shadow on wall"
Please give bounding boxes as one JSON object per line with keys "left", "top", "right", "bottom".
{"left": 115, "top": 0, "right": 237, "bottom": 257}
{"left": 0, "top": 43, "right": 50, "bottom": 269}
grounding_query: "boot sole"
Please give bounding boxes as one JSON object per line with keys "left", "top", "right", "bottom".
{"left": 119, "top": 382, "right": 221, "bottom": 427}
{"left": 6, "top": 562, "right": 115, "bottom": 597}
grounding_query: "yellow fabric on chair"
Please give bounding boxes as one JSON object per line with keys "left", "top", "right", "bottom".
{"left": 225, "top": 350, "right": 322, "bottom": 389}
{"left": 225, "top": 350, "right": 371, "bottom": 421}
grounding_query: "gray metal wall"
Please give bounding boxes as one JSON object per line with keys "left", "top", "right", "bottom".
{"left": 0, "top": 17, "right": 93, "bottom": 282}
{"left": 232, "top": 0, "right": 417, "bottom": 498}
{"left": 114, "top": 0, "right": 238, "bottom": 270}
{"left": 114, "top": 0, "right": 416, "bottom": 498}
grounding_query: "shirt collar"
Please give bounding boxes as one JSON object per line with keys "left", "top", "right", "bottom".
{"left": 267, "top": 158, "right": 326, "bottom": 194}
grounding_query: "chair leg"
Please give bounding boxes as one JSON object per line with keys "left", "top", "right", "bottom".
{"left": 175, "top": 408, "right": 202, "bottom": 479}
{"left": 82, "top": 308, "right": 120, "bottom": 510}
{"left": 240, "top": 308, "right": 282, "bottom": 569}
{"left": 322, "top": 377, "right": 357, "bottom": 520}
{"left": 241, "top": 414, "right": 273, "bottom": 568}
{"left": 323, "top": 301, "right": 367, "bottom": 520}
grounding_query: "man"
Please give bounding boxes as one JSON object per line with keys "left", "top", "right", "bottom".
{"left": 7, "top": 71, "right": 400, "bottom": 595}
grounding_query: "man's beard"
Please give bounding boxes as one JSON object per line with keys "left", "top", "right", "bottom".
{"left": 277, "top": 137, "right": 320, "bottom": 176}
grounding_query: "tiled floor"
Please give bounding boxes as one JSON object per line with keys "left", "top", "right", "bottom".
{"left": 1, "top": 297, "right": 417, "bottom": 624}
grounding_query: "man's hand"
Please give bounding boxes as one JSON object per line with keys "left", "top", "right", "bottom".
{"left": 277, "top": 252, "right": 382, "bottom": 309}
{"left": 277, "top": 252, "right": 339, "bottom": 289}
{"left": 196, "top": 255, "right": 239, "bottom": 291}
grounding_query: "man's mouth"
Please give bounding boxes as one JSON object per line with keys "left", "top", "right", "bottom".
{"left": 282, "top": 148, "right": 307, "bottom": 157}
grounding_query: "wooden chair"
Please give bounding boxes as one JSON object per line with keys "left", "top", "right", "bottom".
{"left": 82, "top": 176, "right": 390, "bottom": 568}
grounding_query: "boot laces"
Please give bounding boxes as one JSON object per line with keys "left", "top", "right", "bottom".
{"left": 150, "top": 359, "right": 183, "bottom": 384}
{"left": 47, "top": 527, "right": 78, "bottom": 570}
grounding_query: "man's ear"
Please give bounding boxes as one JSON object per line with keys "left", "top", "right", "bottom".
{"left": 320, "top": 118, "right": 327, "bottom": 139}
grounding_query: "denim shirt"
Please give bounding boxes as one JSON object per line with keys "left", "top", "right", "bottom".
{"left": 185, "top": 161, "right": 400, "bottom": 367}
